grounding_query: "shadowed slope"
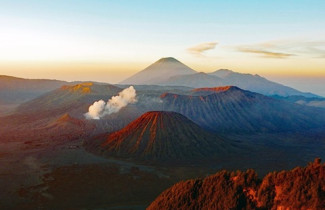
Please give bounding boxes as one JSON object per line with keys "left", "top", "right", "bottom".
{"left": 158, "top": 67, "right": 317, "bottom": 97}
{"left": 161, "top": 86, "right": 325, "bottom": 133}
{"left": 210, "top": 69, "right": 317, "bottom": 97}
{"left": 161, "top": 72, "right": 223, "bottom": 88}
{"left": 16, "top": 82, "right": 122, "bottom": 117}
{"left": 32, "top": 113, "right": 95, "bottom": 143}
{"left": 272, "top": 95, "right": 325, "bottom": 108}
{"left": 0, "top": 83, "right": 125, "bottom": 142}
{"left": 86, "top": 111, "right": 232, "bottom": 162}
{"left": 0, "top": 75, "right": 69, "bottom": 105}
{"left": 50, "top": 113, "right": 86, "bottom": 127}
{"left": 148, "top": 158, "right": 325, "bottom": 210}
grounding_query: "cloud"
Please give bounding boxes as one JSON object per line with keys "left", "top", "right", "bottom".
{"left": 187, "top": 42, "right": 218, "bottom": 56}
{"left": 238, "top": 48, "right": 294, "bottom": 58}
{"left": 237, "top": 40, "right": 325, "bottom": 59}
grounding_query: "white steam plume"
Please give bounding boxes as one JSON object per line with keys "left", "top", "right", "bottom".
{"left": 85, "top": 86, "right": 137, "bottom": 120}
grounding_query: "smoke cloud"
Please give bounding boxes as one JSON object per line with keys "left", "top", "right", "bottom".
{"left": 85, "top": 86, "right": 137, "bottom": 120}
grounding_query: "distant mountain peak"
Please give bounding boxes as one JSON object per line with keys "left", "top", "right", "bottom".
{"left": 120, "top": 57, "right": 196, "bottom": 85}
{"left": 156, "top": 57, "right": 179, "bottom": 63}
{"left": 120, "top": 58, "right": 318, "bottom": 97}
{"left": 210, "top": 69, "right": 234, "bottom": 78}
{"left": 214, "top": 69, "right": 234, "bottom": 73}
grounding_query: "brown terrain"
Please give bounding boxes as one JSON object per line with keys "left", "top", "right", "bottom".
{"left": 148, "top": 158, "right": 325, "bottom": 210}
{"left": 0, "top": 71, "right": 325, "bottom": 209}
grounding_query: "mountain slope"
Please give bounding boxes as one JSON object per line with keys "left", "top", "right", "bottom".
{"left": 33, "top": 113, "right": 94, "bottom": 143}
{"left": 121, "top": 57, "right": 318, "bottom": 97}
{"left": 161, "top": 69, "right": 317, "bottom": 97}
{"left": 0, "top": 75, "right": 69, "bottom": 105}
{"left": 161, "top": 72, "right": 223, "bottom": 88}
{"left": 120, "top": 57, "right": 196, "bottom": 85}
{"left": 0, "top": 83, "right": 127, "bottom": 142}
{"left": 160, "top": 86, "right": 325, "bottom": 133}
{"left": 272, "top": 95, "right": 325, "bottom": 108}
{"left": 85, "top": 111, "right": 232, "bottom": 162}
{"left": 148, "top": 158, "right": 325, "bottom": 209}
{"left": 209, "top": 69, "right": 317, "bottom": 97}
{"left": 16, "top": 82, "right": 122, "bottom": 116}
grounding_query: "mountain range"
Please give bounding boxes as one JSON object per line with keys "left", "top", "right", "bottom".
{"left": 3, "top": 81, "right": 325, "bottom": 143}
{"left": 10, "top": 82, "right": 325, "bottom": 136}
{"left": 0, "top": 75, "right": 69, "bottom": 105}
{"left": 160, "top": 86, "right": 325, "bottom": 133}
{"left": 121, "top": 57, "right": 318, "bottom": 97}
{"left": 1, "top": 57, "right": 325, "bottom": 209}
{"left": 121, "top": 57, "right": 196, "bottom": 85}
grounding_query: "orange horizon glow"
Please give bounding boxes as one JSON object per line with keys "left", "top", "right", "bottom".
{"left": 1, "top": 57, "right": 324, "bottom": 81}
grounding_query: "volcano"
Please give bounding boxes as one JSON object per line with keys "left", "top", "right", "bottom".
{"left": 86, "top": 111, "right": 231, "bottom": 162}
{"left": 191, "top": 86, "right": 239, "bottom": 95}
{"left": 162, "top": 72, "right": 223, "bottom": 88}
{"left": 16, "top": 82, "right": 122, "bottom": 117}
{"left": 160, "top": 86, "right": 325, "bottom": 133}
{"left": 120, "top": 57, "right": 196, "bottom": 85}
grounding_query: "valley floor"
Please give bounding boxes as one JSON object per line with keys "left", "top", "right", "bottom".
{"left": 1, "top": 131, "right": 324, "bottom": 209}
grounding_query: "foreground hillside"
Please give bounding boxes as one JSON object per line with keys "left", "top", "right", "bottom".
{"left": 148, "top": 158, "right": 325, "bottom": 210}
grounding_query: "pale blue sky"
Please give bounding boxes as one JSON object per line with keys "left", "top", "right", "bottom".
{"left": 0, "top": 0, "right": 325, "bottom": 95}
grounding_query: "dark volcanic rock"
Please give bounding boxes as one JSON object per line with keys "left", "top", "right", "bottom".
{"left": 160, "top": 86, "right": 325, "bottom": 133}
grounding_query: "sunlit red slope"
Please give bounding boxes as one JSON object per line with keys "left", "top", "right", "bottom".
{"left": 86, "top": 111, "right": 232, "bottom": 162}
{"left": 191, "top": 85, "right": 236, "bottom": 95}
{"left": 148, "top": 158, "right": 325, "bottom": 209}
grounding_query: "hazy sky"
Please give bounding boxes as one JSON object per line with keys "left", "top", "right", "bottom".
{"left": 0, "top": 0, "right": 325, "bottom": 95}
